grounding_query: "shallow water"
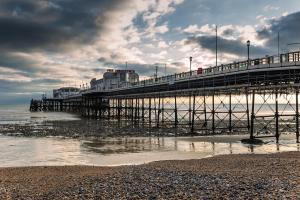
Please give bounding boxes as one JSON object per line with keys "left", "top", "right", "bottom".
{"left": 0, "top": 105, "right": 80, "bottom": 125}
{"left": 0, "top": 135, "right": 299, "bottom": 167}
{"left": 0, "top": 104, "right": 299, "bottom": 167}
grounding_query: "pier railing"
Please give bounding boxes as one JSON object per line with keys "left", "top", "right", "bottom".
{"left": 78, "top": 50, "right": 300, "bottom": 95}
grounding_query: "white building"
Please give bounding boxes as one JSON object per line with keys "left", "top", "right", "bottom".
{"left": 53, "top": 87, "right": 80, "bottom": 99}
{"left": 90, "top": 69, "right": 139, "bottom": 91}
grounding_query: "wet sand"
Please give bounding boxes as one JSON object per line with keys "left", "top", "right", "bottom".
{"left": 0, "top": 151, "right": 299, "bottom": 199}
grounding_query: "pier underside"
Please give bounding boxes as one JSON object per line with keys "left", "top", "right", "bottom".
{"left": 30, "top": 84, "right": 300, "bottom": 143}
{"left": 29, "top": 62, "right": 300, "bottom": 142}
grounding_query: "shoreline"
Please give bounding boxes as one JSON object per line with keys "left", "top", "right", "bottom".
{"left": 0, "top": 151, "right": 299, "bottom": 199}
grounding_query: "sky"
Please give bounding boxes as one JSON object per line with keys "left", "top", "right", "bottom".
{"left": 1, "top": 0, "right": 300, "bottom": 104}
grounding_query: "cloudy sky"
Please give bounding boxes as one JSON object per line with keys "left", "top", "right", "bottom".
{"left": 1, "top": 0, "right": 300, "bottom": 104}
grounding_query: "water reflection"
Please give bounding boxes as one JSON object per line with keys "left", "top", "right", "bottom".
{"left": 0, "top": 135, "right": 299, "bottom": 167}
{"left": 81, "top": 136, "right": 296, "bottom": 156}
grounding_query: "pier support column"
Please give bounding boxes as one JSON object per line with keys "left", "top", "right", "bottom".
{"left": 134, "top": 98, "right": 138, "bottom": 123}
{"left": 157, "top": 96, "right": 161, "bottom": 128}
{"left": 229, "top": 91, "right": 232, "bottom": 133}
{"left": 131, "top": 98, "right": 134, "bottom": 122}
{"left": 125, "top": 98, "right": 128, "bottom": 119}
{"left": 191, "top": 94, "right": 196, "bottom": 133}
{"left": 250, "top": 89, "right": 256, "bottom": 140}
{"left": 275, "top": 90, "right": 279, "bottom": 143}
{"left": 149, "top": 98, "right": 152, "bottom": 126}
{"left": 212, "top": 91, "right": 215, "bottom": 134}
{"left": 142, "top": 98, "right": 145, "bottom": 124}
{"left": 296, "top": 87, "right": 299, "bottom": 143}
{"left": 161, "top": 97, "right": 164, "bottom": 126}
{"left": 246, "top": 88, "right": 250, "bottom": 131}
{"left": 174, "top": 95, "right": 178, "bottom": 128}
{"left": 189, "top": 94, "right": 192, "bottom": 128}
{"left": 203, "top": 93, "right": 207, "bottom": 128}
{"left": 117, "top": 99, "right": 121, "bottom": 120}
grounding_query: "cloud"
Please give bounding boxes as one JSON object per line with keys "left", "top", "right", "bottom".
{"left": 257, "top": 11, "right": 300, "bottom": 52}
{"left": 184, "top": 12, "right": 300, "bottom": 59}
{"left": 186, "top": 35, "right": 269, "bottom": 58}
{"left": 158, "top": 41, "right": 169, "bottom": 48}
{"left": 0, "top": 0, "right": 124, "bottom": 52}
{"left": 263, "top": 5, "right": 280, "bottom": 12}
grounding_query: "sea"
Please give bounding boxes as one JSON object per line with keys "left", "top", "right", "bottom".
{"left": 0, "top": 104, "right": 299, "bottom": 167}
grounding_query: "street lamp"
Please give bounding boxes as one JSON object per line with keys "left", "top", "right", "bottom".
{"left": 189, "top": 56, "right": 193, "bottom": 77}
{"left": 247, "top": 40, "right": 250, "bottom": 69}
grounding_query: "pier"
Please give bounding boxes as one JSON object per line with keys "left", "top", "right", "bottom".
{"left": 30, "top": 50, "right": 300, "bottom": 143}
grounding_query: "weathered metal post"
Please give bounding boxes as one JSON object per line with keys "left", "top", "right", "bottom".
{"left": 125, "top": 98, "right": 128, "bottom": 119}
{"left": 189, "top": 94, "right": 192, "bottom": 128}
{"left": 275, "top": 90, "right": 279, "bottom": 143}
{"left": 203, "top": 93, "right": 207, "bottom": 127}
{"left": 174, "top": 95, "right": 178, "bottom": 128}
{"left": 134, "top": 98, "right": 138, "bottom": 123}
{"left": 296, "top": 87, "right": 299, "bottom": 143}
{"left": 149, "top": 98, "right": 152, "bottom": 126}
{"left": 212, "top": 91, "right": 215, "bottom": 134}
{"left": 131, "top": 98, "right": 134, "bottom": 122}
{"left": 157, "top": 95, "right": 161, "bottom": 128}
{"left": 142, "top": 98, "right": 145, "bottom": 124}
{"left": 161, "top": 97, "right": 165, "bottom": 125}
{"left": 295, "top": 87, "right": 299, "bottom": 143}
{"left": 191, "top": 94, "right": 196, "bottom": 133}
{"left": 229, "top": 91, "right": 232, "bottom": 133}
{"left": 250, "top": 89, "right": 255, "bottom": 140}
{"left": 117, "top": 99, "right": 121, "bottom": 120}
{"left": 246, "top": 88, "right": 250, "bottom": 131}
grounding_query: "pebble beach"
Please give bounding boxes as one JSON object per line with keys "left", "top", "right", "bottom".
{"left": 0, "top": 151, "right": 299, "bottom": 199}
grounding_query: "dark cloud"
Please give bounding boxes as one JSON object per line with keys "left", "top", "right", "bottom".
{"left": 0, "top": 53, "right": 38, "bottom": 74}
{"left": 186, "top": 35, "right": 269, "bottom": 58}
{"left": 257, "top": 11, "right": 300, "bottom": 52}
{"left": 222, "top": 28, "right": 235, "bottom": 37}
{"left": 188, "top": 12, "right": 300, "bottom": 58}
{"left": 0, "top": 0, "right": 130, "bottom": 104}
{"left": 0, "top": 0, "right": 124, "bottom": 52}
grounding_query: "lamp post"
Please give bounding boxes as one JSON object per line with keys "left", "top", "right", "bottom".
{"left": 189, "top": 56, "right": 192, "bottom": 77}
{"left": 247, "top": 40, "right": 250, "bottom": 69}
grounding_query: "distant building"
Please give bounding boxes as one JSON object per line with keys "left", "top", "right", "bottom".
{"left": 90, "top": 69, "right": 139, "bottom": 91}
{"left": 53, "top": 87, "right": 80, "bottom": 99}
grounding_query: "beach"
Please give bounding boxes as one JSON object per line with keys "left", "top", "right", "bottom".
{"left": 0, "top": 151, "right": 299, "bottom": 199}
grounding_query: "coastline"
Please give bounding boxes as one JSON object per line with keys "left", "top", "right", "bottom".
{"left": 0, "top": 151, "right": 299, "bottom": 199}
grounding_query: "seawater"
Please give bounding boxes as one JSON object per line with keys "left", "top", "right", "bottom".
{"left": 0, "top": 135, "right": 299, "bottom": 167}
{"left": 0, "top": 104, "right": 299, "bottom": 167}
{"left": 0, "top": 104, "right": 80, "bottom": 124}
